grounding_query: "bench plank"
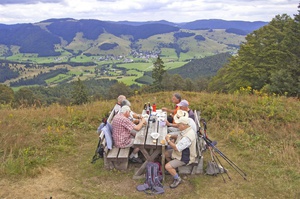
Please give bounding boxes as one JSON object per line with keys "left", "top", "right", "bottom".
{"left": 118, "top": 148, "right": 130, "bottom": 159}
{"left": 107, "top": 147, "right": 120, "bottom": 161}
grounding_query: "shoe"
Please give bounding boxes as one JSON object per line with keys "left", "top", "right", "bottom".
{"left": 170, "top": 177, "right": 182, "bottom": 188}
{"left": 129, "top": 157, "right": 143, "bottom": 163}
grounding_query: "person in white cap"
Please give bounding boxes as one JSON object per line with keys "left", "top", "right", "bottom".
{"left": 176, "top": 99, "right": 195, "bottom": 121}
{"left": 166, "top": 110, "right": 197, "bottom": 136}
{"left": 112, "top": 105, "right": 146, "bottom": 163}
{"left": 164, "top": 116, "right": 197, "bottom": 188}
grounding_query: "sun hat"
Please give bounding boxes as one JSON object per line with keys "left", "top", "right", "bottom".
{"left": 175, "top": 116, "right": 190, "bottom": 125}
{"left": 176, "top": 99, "right": 189, "bottom": 107}
{"left": 174, "top": 110, "right": 189, "bottom": 123}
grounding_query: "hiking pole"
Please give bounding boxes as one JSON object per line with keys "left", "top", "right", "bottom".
{"left": 91, "top": 137, "right": 101, "bottom": 163}
{"left": 196, "top": 118, "right": 247, "bottom": 180}
{"left": 205, "top": 137, "right": 247, "bottom": 179}
{"left": 211, "top": 147, "right": 231, "bottom": 181}
{"left": 205, "top": 138, "right": 247, "bottom": 180}
{"left": 209, "top": 147, "right": 226, "bottom": 183}
{"left": 197, "top": 124, "right": 247, "bottom": 180}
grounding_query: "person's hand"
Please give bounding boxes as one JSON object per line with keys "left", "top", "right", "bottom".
{"left": 166, "top": 120, "right": 170, "bottom": 126}
{"left": 162, "top": 107, "right": 167, "bottom": 112}
{"left": 141, "top": 117, "right": 146, "bottom": 125}
{"left": 165, "top": 135, "right": 170, "bottom": 142}
{"left": 165, "top": 134, "right": 171, "bottom": 143}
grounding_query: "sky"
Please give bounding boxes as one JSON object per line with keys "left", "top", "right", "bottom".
{"left": 0, "top": 0, "right": 298, "bottom": 24}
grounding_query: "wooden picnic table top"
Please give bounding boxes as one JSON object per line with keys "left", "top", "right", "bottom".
{"left": 134, "top": 110, "right": 168, "bottom": 148}
{"left": 133, "top": 109, "right": 168, "bottom": 179}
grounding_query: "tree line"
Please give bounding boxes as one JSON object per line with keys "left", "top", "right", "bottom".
{"left": 208, "top": 4, "right": 300, "bottom": 97}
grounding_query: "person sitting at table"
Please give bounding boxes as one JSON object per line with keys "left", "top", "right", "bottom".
{"left": 112, "top": 105, "right": 146, "bottom": 163}
{"left": 164, "top": 116, "right": 197, "bottom": 188}
{"left": 112, "top": 95, "right": 126, "bottom": 115}
{"left": 176, "top": 99, "right": 195, "bottom": 121}
{"left": 166, "top": 110, "right": 197, "bottom": 135}
{"left": 161, "top": 93, "right": 181, "bottom": 123}
{"left": 120, "top": 99, "right": 142, "bottom": 125}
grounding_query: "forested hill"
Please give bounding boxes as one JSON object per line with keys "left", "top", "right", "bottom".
{"left": 0, "top": 18, "right": 267, "bottom": 57}
{"left": 167, "top": 53, "right": 232, "bottom": 79}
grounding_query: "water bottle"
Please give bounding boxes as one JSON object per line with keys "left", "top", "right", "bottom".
{"left": 152, "top": 103, "right": 156, "bottom": 112}
{"left": 146, "top": 102, "right": 150, "bottom": 115}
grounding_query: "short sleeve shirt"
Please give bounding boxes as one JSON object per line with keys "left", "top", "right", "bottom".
{"left": 176, "top": 137, "right": 192, "bottom": 152}
{"left": 112, "top": 113, "right": 135, "bottom": 148}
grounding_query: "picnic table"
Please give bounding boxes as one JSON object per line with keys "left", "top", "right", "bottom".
{"left": 133, "top": 109, "right": 168, "bottom": 180}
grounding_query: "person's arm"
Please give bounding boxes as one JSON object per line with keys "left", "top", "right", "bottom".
{"left": 166, "top": 120, "right": 178, "bottom": 128}
{"left": 133, "top": 117, "right": 146, "bottom": 131}
{"left": 161, "top": 107, "right": 175, "bottom": 114}
{"left": 132, "top": 112, "right": 141, "bottom": 119}
{"left": 165, "top": 134, "right": 178, "bottom": 150}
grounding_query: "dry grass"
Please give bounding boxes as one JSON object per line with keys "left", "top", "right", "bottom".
{"left": 0, "top": 91, "right": 299, "bottom": 198}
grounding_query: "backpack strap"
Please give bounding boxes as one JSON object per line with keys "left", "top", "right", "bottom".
{"left": 152, "top": 163, "right": 164, "bottom": 194}
{"left": 136, "top": 162, "right": 154, "bottom": 192}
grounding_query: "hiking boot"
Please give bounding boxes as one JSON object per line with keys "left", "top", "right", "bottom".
{"left": 170, "top": 177, "right": 182, "bottom": 188}
{"left": 129, "top": 157, "right": 143, "bottom": 163}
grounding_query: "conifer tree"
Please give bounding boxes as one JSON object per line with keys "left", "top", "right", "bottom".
{"left": 72, "top": 78, "right": 88, "bottom": 105}
{"left": 0, "top": 84, "right": 14, "bottom": 104}
{"left": 152, "top": 55, "right": 166, "bottom": 91}
{"left": 208, "top": 4, "right": 300, "bottom": 96}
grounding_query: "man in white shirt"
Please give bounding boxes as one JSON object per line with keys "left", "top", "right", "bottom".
{"left": 164, "top": 116, "right": 197, "bottom": 188}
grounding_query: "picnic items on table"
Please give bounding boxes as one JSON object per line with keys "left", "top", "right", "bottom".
{"left": 133, "top": 109, "right": 168, "bottom": 179}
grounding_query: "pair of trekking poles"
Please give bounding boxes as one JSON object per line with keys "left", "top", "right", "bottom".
{"left": 197, "top": 118, "right": 247, "bottom": 182}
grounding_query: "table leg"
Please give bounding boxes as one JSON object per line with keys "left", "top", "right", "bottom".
{"left": 161, "top": 143, "right": 166, "bottom": 183}
{"left": 133, "top": 148, "right": 162, "bottom": 177}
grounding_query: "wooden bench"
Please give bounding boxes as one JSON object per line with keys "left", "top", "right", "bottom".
{"left": 98, "top": 109, "right": 131, "bottom": 170}
{"left": 178, "top": 110, "right": 204, "bottom": 175}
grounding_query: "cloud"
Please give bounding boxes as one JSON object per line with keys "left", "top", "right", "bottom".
{"left": 0, "top": 0, "right": 63, "bottom": 5}
{"left": 0, "top": 0, "right": 298, "bottom": 24}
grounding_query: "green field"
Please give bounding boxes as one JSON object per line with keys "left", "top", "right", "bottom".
{"left": 1, "top": 91, "right": 298, "bottom": 198}
{"left": 1, "top": 29, "right": 243, "bottom": 88}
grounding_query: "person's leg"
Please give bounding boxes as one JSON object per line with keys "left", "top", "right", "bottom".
{"left": 165, "top": 159, "right": 186, "bottom": 188}
{"left": 125, "top": 138, "right": 143, "bottom": 163}
{"left": 132, "top": 147, "right": 139, "bottom": 157}
{"left": 165, "top": 149, "right": 173, "bottom": 162}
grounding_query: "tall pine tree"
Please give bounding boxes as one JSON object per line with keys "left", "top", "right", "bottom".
{"left": 72, "top": 78, "right": 88, "bottom": 105}
{"left": 152, "top": 55, "right": 166, "bottom": 91}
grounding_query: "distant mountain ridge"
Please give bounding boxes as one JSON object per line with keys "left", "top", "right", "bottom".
{"left": 0, "top": 18, "right": 268, "bottom": 57}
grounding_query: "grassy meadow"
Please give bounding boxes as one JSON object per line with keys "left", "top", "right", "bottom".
{"left": 0, "top": 91, "right": 299, "bottom": 198}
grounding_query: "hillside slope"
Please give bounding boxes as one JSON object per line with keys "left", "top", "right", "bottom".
{"left": 0, "top": 91, "right": 298, "bottom": 198}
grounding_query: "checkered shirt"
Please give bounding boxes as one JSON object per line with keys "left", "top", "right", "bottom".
{"left": 112, "top": 113, "right": 135, "bottom": 148}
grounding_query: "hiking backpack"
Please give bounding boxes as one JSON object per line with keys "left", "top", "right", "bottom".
{"left": 136, "top": 162, "right": 164, "bottom": 195}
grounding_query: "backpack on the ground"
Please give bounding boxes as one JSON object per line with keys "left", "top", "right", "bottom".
{"left": 206, "top": 148, "right": 225, "bottom": 175}
{"left": 136, "top": 162, "right": 164, "bottom": 195}
{"left": 206, "top": 160, "right": 225, "bottom": 175}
